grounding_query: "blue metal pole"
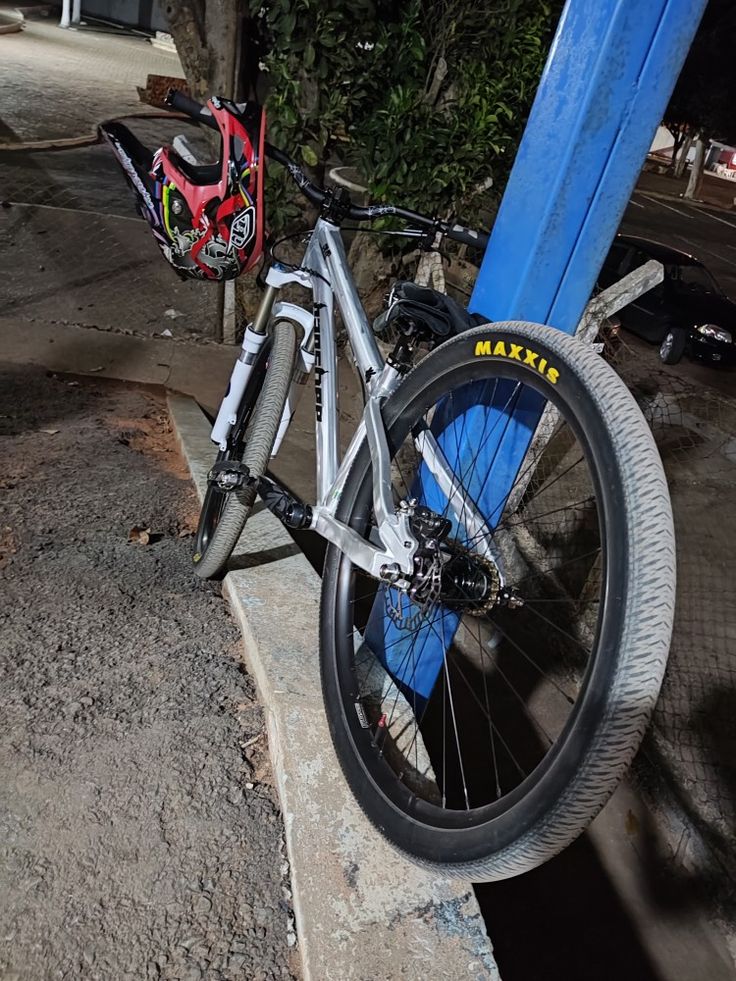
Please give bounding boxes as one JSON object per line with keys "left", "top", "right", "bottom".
{"left": 471, "top": 0, "right": 707, "bottom": 329}
{"left": 367, "top": 0, "right": 707, "bottom": 702}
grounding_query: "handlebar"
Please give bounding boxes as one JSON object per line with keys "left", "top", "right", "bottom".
{"left": 165, "top": 89, "right": 489, "bottom": 250}
{"left": 167, "top": 89, "right": 219, "bottom": 131}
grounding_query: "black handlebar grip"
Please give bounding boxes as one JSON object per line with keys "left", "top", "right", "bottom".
{"left": 165, "top": 90, "right": 219, "bottom": 131}
{"left": 446, "top": 223, "right": 489, "bottom": 250}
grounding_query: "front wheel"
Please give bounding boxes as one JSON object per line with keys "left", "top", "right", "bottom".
{"left": 320, "top": 322, "right": 675, "bottom": 881}
{"left": 192, "top": 320, "right": 297, "bottom": 579}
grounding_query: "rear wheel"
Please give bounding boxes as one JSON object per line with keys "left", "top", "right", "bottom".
{"left": 320, "top": 322, "right": 675, "bottom": 880}
{"left": 193, "top": 320, "right": 297, "bottom": 579}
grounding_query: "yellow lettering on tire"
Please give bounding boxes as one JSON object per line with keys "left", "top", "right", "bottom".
{"left": 471, "top": 339, "right": 561, "bottom": 384}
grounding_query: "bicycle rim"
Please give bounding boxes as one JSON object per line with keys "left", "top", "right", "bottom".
{"left": 323, "top": 332, "right": 645, "bottom": 862}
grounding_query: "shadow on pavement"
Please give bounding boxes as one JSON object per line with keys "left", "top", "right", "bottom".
{"left": 475, "top": 834, "right": 665, "bottom": 981}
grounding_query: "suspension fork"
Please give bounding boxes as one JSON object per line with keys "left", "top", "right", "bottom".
{"left": 210, "top": 285, "right": 278, "bottom": 449}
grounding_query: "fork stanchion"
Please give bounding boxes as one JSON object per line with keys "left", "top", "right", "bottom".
{"left": 368, "top": 0, "right": 707, "bottom": 700}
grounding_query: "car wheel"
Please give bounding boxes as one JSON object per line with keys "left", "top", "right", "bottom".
{"left": 659, "top": 328, "right": 686, "bottom": 365}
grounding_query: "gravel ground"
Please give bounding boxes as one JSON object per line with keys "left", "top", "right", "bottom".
{"left": 0, "top": 365, "right": 298, "bottom": 980}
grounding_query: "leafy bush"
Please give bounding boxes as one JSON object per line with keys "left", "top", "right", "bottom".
{"left": 250, "top": 0, "right": 560, "bottom": 229}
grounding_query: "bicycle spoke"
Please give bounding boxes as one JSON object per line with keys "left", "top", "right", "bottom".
{"left": 439, "top": 612, "right": 470, "bottom": 809}
{"left": 340, "top": 355, "right": 608, "bottom": 823}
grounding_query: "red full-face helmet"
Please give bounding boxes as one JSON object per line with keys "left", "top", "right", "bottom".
{"left": 101, "top": 97, "right": 266, "bottom": 281}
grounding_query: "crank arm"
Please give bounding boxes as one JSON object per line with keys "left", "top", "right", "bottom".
{"left": 254, "top": 474, "right": 412, "bottom": 581}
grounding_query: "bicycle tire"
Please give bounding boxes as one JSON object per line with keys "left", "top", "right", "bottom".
{"left": 193, "top": 320, "right": 298, "bottom": 579}
{"left": 659, "top": 325, "right": 686, "bottom": 365}
{"left": 320, "top": 321, "right": 675, "bottom": 881}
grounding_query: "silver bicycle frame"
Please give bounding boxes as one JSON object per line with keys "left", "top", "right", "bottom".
{"left": 212, "top": 217, "right": 496, "bottom": 582}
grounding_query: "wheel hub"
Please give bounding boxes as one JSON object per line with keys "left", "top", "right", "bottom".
{"left": 438, "top": 547, "right": 501, "bottom": 616}
{"left": 384, "top": 505, "right": 511, "bottom": 625}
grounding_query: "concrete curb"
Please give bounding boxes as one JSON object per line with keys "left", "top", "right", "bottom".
{"left": 637, "top": 186, "right": 736, "bottom": 216}
{"left": 0, "top": 8, "right": 24, "bottom": 33}
{"left": 0, "top": 112, "right": 183, "bottom": 153}
{"left": 167, "top": 393, "right": 500, "bottom": 981}
{"left": 0, "top": 318, "right": 234, "bottom": 410}
{"left": 0, "top": 131, "right": 100, "bottom": 152}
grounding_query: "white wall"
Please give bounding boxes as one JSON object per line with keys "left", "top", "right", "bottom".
{"left": 650, "top": 124, "right": 675, "bottom": 156}
{"left": 61, "top": 0, "right": 169, "bottom": 32}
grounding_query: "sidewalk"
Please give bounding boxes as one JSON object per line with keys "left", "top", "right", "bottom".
{"left": 0, "top": 317, "right": 235, "bottom": 410}
{"left": 638, "top": 168, "right": 736, "bottom": 213}
{"left": 0, "top": 23, "right": 222, "bottom": 341}
{"left": 0, "top": 9, "right": 183, "bottom": 147}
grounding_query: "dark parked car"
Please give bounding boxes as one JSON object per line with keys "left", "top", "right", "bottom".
{"left": 598, "top": 235, "right": 736, "bottom": 366}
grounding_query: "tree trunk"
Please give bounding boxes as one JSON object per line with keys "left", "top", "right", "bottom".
{"left": 165, "top": 0, "right": 241, "bottom": 101}
{"left": 59, "top": 0, "right": 70, "bottom": 28}
{"left": 683, "top": 136, "right": 706, "bottom": 200}
{"left": 674, "top": 133, "right": 694, "bottom": 179}
{"left": 666, "top": 125, "right": 684, "bottom": 175}
{"left": 204, "top": 1, "right": 240, "bottom": 99}
{"left": 71, "top": 0, "right": 81, "bottom": 23}
{"left": 164, "top": 1, "right": 244, "bottom": 345}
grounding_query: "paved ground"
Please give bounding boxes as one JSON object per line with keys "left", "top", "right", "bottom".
{"left": 0, "top": 117, "right": 208, "bottom": 219}
{"left": 0, "top": 8, "right": 222, "bottom": 339}
{"left": 171, "top": 396, "right": 500, "bottom": 981}
{"left": 0, "top": 365, "right": 297, "bottom": 980}
{"left": 478, "top": 336, "right": 736, "bottom": 980}
{"left": 266, "top": 332, "right": 736, "bottom": 980}
{"left": 0, "top": 9, "right": 183, "bottom": 146}
{"left": 2, "top": 17, "right": 736, "bottom": 975}
{"left": 0, "top": 95, "right": 222, "bottom": 338}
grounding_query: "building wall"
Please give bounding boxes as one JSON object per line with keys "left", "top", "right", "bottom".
{"left": 79, "top": 0, "right": 169, "bottom": 33}
{"left": 650, "top": 124, "right": 675, "bottom": 156}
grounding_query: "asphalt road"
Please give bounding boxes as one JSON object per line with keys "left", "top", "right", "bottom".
{"left": 638, "top": 168, "right": 736, "bottom": 211}
{"left": 612, "top": 179, "right": 736, "bottom": 392}
{"left": 623, "top": 180, "right": 736, "bottom": 298}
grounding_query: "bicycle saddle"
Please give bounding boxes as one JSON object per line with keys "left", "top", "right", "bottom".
{"left": 373, "top": 281, "right": 485, "bottom": 341}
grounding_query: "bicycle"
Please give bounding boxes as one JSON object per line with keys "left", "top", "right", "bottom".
{"left": 108, "top": 92, "right": 676, "bottom": 881}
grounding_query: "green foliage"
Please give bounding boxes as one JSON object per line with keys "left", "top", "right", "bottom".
{"left": 250, "top": 0, "right": 560, "bottom": 230}
{"left": 665, "top": 0, "right": 736, "bottom": 144}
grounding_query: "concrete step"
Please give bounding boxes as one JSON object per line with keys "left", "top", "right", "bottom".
{"left": 168, "top": 394, "right": 500, "bottom": 981}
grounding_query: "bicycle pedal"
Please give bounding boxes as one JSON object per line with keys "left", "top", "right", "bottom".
{"left": 207, "top": 460, "right": 254, "bottom": 490}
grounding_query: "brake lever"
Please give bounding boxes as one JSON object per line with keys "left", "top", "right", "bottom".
{"left": 417, "top": 224, "right": 445, "bottom": 253}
